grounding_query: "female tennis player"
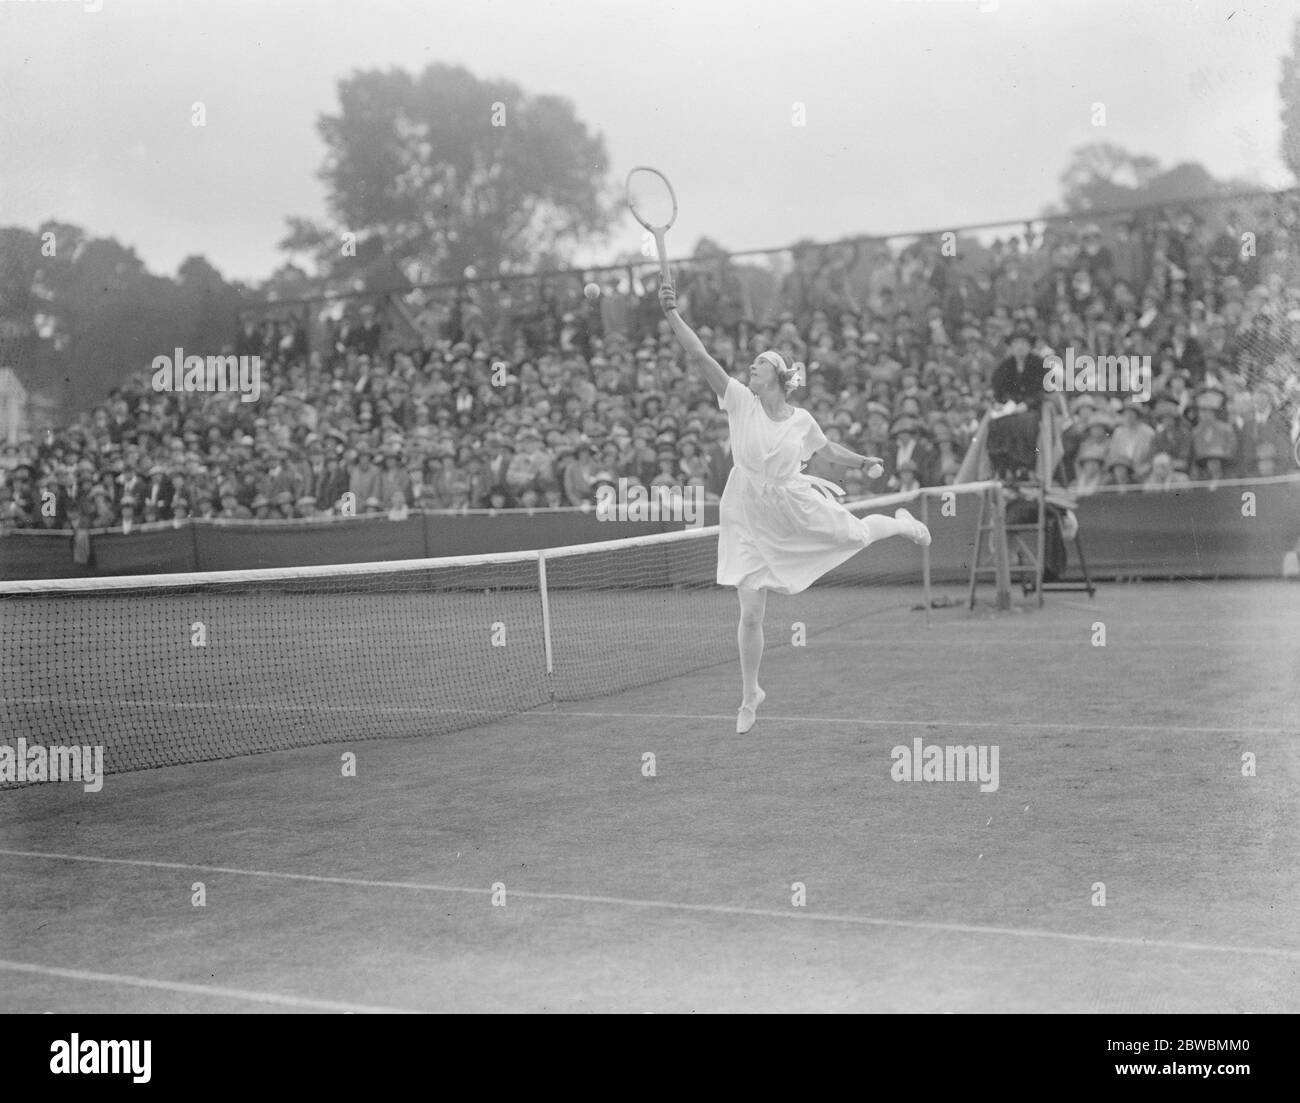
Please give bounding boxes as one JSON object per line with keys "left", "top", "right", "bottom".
{"left": 659, "top": 281, "right": 931, "bottom": 734}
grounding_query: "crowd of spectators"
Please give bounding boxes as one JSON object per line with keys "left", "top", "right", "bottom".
{"left": 3, "top": 193, "right": 1300, "bottom": 533}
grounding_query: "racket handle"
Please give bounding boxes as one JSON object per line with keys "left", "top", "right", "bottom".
{"left": 653, "top": 229, "right": 672, "bottom": 285}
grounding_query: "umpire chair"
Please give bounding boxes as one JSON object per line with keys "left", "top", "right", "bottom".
{"left": 969, "top": 402, "right": 1096, "bottom": 609}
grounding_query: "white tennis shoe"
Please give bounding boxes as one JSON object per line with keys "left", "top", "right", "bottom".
{"left": 895, "top": 507, "right": 931, "bottom": 548}
{"left": 736, "top": 687, "right": 766, "bottom": 734}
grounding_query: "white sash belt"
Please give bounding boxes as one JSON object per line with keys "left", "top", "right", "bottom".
{"left": 744, "top": 468, "right": 845, "bottom": 500}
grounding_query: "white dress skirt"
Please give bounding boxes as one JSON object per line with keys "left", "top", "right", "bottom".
{"left": 716, "top": 377, "right": 878, "bottom": 595}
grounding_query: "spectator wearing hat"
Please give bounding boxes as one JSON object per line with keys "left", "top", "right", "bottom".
{"left": 143, "top": 464, "right": 173, "bottom": 520}
{"left": 1079, "top": 223, "right": 1115, "bottom": 291}
{"left": 650, "top": 447, "right": 682, "bottom": 492}
{"left": 192, "top": 493, "right": 218, "bottom": 521}
{"left": 1061, "top": 394, "right": 1100, "bottom": 483}
{"left": 271, "top": 490, "right": 295, "bottom": 520}
{"left": 1071, "top": 412, "right": 1114, "bottom": 495}
{"left": 87, "top": 484, "right": 115, "bottom": 528}
{"left": 262, "top": 451, "right": 303, "bottom": 503}
{"left": 1105, "top": 401, "right": 1156, "bottom": 484}
{"left": 512, "top": 430, "right": 554, "bottom": 493}
{"left": 858, "top": 331, "right": 899, "bottom": 386}
{"left": 118, "top": 463, "right": 146, "bottom": 516}
{"left": 312, "top": 455, "right": 350, "bottom": 513}
{"left": 378, "top": 451, "right": 411, "bottom": 506}
{"left": 450, "top": 458, "right": 478, "bottom": 509}
{"left": 1200, "top": 314, "right": 1238, "bottom": 367}
{"left": 616, "top": 426, "right": 649, "bottom": 481}
{"left": 1150, "top": 397, "right": 1193, "bottom": 472}
{"left": 1169, "top": 319, "right": 1206, "bottom": 385}
{"left": 677, "top": 435, "right": 711, "bottom": 484}
{"left": 896, "top": 459, "right": 922, "bottom": 494}
{"left": 861, "top": 401, "right": 892, "bottom": 454}
{"left": 1189, "top": 386, "right": 1236, "bottom": 481}
{"left": 930, "top": 422, "right": 961, "bottom": 484}
{"left": 346, "top": 449, "right": 381, "bottom": 510}
{"left": 887, "top": 415, "right": 935, "bottom": 490}
{"left": 892, "top": 367, "right": 933, "bottom": 420}
{"left": 562, "top": 439, "right": 599, "bottom": 506}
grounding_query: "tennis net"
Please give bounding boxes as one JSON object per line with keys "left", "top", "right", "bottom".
{"left": 0, "top": 483, "right": 994, "bottom": 783}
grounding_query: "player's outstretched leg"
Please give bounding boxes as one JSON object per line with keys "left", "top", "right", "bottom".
{"left": 861, "top": 508, "right": 932, "bottom": 548}
{"left": 736, "top": 586, "right": 767, "bottom": 734}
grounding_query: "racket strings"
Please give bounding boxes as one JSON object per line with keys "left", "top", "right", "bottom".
{"left": 626, "top": 168, "right": 676, "bottom": 230}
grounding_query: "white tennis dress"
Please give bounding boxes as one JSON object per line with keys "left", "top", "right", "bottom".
{"left": 717, "top": 377, "right": 876, "bottom": 594}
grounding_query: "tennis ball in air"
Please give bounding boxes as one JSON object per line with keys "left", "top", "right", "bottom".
{"left": 867, "top": 463, "right": 884, "bottom": 479}
{"left": 583, "top": 282, "right": 600, "bottom": 301}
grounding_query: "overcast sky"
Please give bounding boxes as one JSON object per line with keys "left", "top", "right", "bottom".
{"left": 1, "top": 0, "right": 1295, "bottom": 283}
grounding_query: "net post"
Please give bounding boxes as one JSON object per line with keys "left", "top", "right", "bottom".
{"left": 920, "top": 492, "right": 932, "bottom": 628}
{"left": 537, "top": 551, "right": 555, "bottom": 686}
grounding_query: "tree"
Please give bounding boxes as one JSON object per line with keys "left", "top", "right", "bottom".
{"left": 1051, "top": 143, "right": 1261, "bottom": 217}
{"left": 1282, "top": 16, "right": 1300, "bottom": 182}
{"left": 0, "top": 221, "right": 246, "bottom": 420}
{"left": 177, "top": 254, "right": 247, "bottom": 352}
{"left": 281, "top": 64, "right": 614, "bottom": 284}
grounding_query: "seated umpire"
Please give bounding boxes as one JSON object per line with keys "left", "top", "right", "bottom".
{"left": 988, "top": 324, "right": 1047, "bottom": 481}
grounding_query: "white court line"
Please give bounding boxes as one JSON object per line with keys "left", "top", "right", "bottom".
{"left": 2, "top": 848, "right": 1296, "bottom": 962}
{"left": 523, "top": 711, "right": 1297, "bottom": 736}
{"left": 0, "top": 958, "right": 409, "bottom": 1013}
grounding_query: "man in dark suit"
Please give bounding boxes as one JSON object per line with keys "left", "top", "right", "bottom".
{"left": 1235, "top": 385, "right": 1294, "bottom": 476}
{"left": 352, "top": 304, "right": 384, "bottom": 357}
{"left": 703, "top": 413, "right": 732, "bottom": 499}
{"left": 987, "top": 325, "right": 1047, "bottom": 481}
{"left": 1169, "top": 320, "right": 1206, "bottom": 384}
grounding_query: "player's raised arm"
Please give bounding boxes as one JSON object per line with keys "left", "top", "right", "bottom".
{"left": 659, "top": 282, "right": 730, "bottom": 399}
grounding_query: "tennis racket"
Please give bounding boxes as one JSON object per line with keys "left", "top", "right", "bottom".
{"left": 626, "top": 166, "right": 677, "bottom": 286}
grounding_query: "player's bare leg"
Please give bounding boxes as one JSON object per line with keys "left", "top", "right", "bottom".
{"left": 736, "top": 586, "right": 767, "bottom": 733}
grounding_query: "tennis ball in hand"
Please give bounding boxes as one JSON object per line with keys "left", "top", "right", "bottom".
{"left": 867, "top": 463, "right": 884, "bottom": 478}
{"left": 583, "top": 283, "right": 600, "bottom": 301}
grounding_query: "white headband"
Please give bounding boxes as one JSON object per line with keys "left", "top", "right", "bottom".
{"left": 756, "top": 351, "right": 787, "bottom": 375}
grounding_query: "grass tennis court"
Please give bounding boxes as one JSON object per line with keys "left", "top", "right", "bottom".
{"left": 2, "top": 579, "right": 1297, "bottom": 1013}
